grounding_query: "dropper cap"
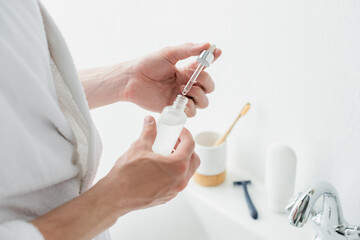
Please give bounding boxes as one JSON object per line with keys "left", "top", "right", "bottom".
{"left": 207, "top": 44, "right": 216, "bottom": 54}
{"left": 197, "top": 44, "right": 216, "bottom": 67}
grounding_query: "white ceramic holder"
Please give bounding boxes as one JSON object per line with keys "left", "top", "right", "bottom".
{"left": 193, "top": 131, "right": 226, "bottom": 186}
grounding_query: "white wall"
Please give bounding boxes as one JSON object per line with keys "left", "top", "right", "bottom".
{"left": 42, "top": 0, "right": 360, "bottom": 223}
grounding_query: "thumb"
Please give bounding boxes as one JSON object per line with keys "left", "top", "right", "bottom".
{"left": 162, "top": 42, "right": 211, "bottom": 64}
{"left": 139, "top": 116, "right": 157, "bottom": 149}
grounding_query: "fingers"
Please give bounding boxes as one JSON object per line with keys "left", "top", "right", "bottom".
{"left": 172, "top": 128, "right": 195, "bottom": 160}
{"left": 178, "top": 66, "right": 215, "bottom": 100}
{"left": 177, "top": 64, "right": 216, "bottom": 107}
{"left": 186, "top": 152, "right": 200, "bottom": 181}
{"left": 213, "top": 48, "right": 222, "bottom": 62}
{"left": 181, "top": 67, "right": 215, "bottom": 94}
{"left": 181, "top": 85, "right": 209, "bottom": 109}
{"left": 159, "top": 128, "right": 199, "bottom": 193}
{"left": 173, "top": 138, "right": 181, "bottom": 150}
{"left": 177, "top": 47, "right": 221, "bottom": 92}
{"left": 161, "top": 42, "right": 211, "bottom": 64}
{"left": 174, "top": 152, "right": 201, "bottom": 192}
{"left": 184, "top": 98, "right": 196, "bottom": 117}
{"left": 138, "top": 116, "right": 157, "bottom": 149}
{"left": 195, "top": 71, "right": 216, "bottom": 94}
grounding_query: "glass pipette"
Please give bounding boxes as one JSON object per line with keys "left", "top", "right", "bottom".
{"left": 182, "top": 64, "right": 205, "bottom": 95}
{"left": 182, "top": 44, "right": 216, "bottom": 95}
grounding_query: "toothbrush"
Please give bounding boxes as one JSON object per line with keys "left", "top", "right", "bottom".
{"left": 182, "top": 44, "right": 216, "bottom": 96}
{"left": 213, "top": 102, "right": 251, "bottom": 146}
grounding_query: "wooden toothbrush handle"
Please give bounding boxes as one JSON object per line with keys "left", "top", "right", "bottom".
{"left": 213, "top": 116, "right": 239, "bottom": 146}
{"left": 213, "top": 103, "right": 251, "bottom": 146}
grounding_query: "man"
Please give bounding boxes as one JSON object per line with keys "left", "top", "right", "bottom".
{"left": 0, "top": 1, "right": 221, "bottom": 239}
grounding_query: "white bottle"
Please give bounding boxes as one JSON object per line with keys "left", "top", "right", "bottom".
{"left": 265, "top": 143, "right": 297, "bottom": 213}
{"left": 152, "top": 95, "right": 188, "bottom": 155}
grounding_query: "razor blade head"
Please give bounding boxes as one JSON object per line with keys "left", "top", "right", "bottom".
{"left": 233, "top": 180, "right": 251, "bottom": 186}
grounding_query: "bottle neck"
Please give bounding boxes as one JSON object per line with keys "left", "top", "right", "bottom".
{"left": 172, "top": 95, "right": 188, "bottom": 111}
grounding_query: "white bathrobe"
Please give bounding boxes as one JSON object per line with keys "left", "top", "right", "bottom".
{"left": 0, "top": 1, "right": 109, "bottom": 239}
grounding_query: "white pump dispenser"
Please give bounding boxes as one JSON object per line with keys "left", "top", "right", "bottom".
{"left": 152, "top": 95, "right": 188, "bottom": 155}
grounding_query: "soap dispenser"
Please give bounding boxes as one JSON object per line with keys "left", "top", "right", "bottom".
{"left": 265, "top": 143, "right": 297, "bottom": 213}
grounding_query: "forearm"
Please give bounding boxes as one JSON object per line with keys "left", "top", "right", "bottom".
{"left": 31, "top": 178, "right": 126, "bottom": 240}
{"left": 79, "top": 62, "right": 132, "bottom": 109}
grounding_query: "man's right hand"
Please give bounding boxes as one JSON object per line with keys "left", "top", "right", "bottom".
{"left": 31, "top": 116, "right": 199, "bottom": 240}
{"left": 98, "top": 115, "right": 200, "bottom": 215}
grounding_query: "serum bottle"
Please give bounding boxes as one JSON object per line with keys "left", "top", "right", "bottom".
{"left": 152, "top": 95, "right": 188, "bottom": 155}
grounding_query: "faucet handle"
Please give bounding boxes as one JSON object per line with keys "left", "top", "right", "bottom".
{"left": 285, "top": 192, "right": 302, "bottom": 213}
{"left": 345, "top": 226, "right": 360, "bottom": 240}
{"left": 286, "top": 192, "right": 320, "bottom": 216}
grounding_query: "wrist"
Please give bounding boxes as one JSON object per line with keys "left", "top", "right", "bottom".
{"left": 90, "top": 174, "right": 131, "bottom": 218}
{"left": 30, "top": 178, "right": 123, "bottom": 240}
{"left": 109, "top": 61, "right": 134, "bottom": 103}
{"left": 79, "top": 61, "right": 133, "bottom": 108}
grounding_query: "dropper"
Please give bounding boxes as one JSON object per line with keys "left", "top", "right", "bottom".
{"left": 182, "top": 44, "right": 216, "bottom": 95}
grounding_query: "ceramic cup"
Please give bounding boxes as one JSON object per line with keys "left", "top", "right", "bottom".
{"left": 193, "top": 131, "right": 227, "bottom": 186}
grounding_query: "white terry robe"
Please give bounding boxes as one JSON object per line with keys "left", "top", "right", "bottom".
{"left": 0, "top": 1, "right": 108, "bottom": 239}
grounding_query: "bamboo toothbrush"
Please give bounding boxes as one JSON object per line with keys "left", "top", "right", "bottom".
{"left": 213, "top": 103, "right": 251, "bottom": 146}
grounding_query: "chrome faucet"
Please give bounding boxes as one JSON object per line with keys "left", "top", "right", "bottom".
{"left": 286, "top": 181, "right": 360, "bottom": 240}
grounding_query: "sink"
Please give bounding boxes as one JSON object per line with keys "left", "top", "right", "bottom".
{"left": 110, "top": 193, "right": 262, "bottom": 240}
{"left": 110, "top": 170, "right": 313, "bottom": 240}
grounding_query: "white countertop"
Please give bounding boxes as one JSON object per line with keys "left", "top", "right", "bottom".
{"left": 185, "top": 170, "right": 314, "bottom": 240}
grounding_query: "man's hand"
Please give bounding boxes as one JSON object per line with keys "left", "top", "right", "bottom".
{"left": 102, "top": 115, "right": 200, "bottom": 211}
{"left": 31, "top": 116, "right": 200, "bottom": 240}
{"left": 123, "top": 43, "right": 221, "bottom": 117}
{"left": 79, "top": 43, "right": 221, "bottom": 114}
